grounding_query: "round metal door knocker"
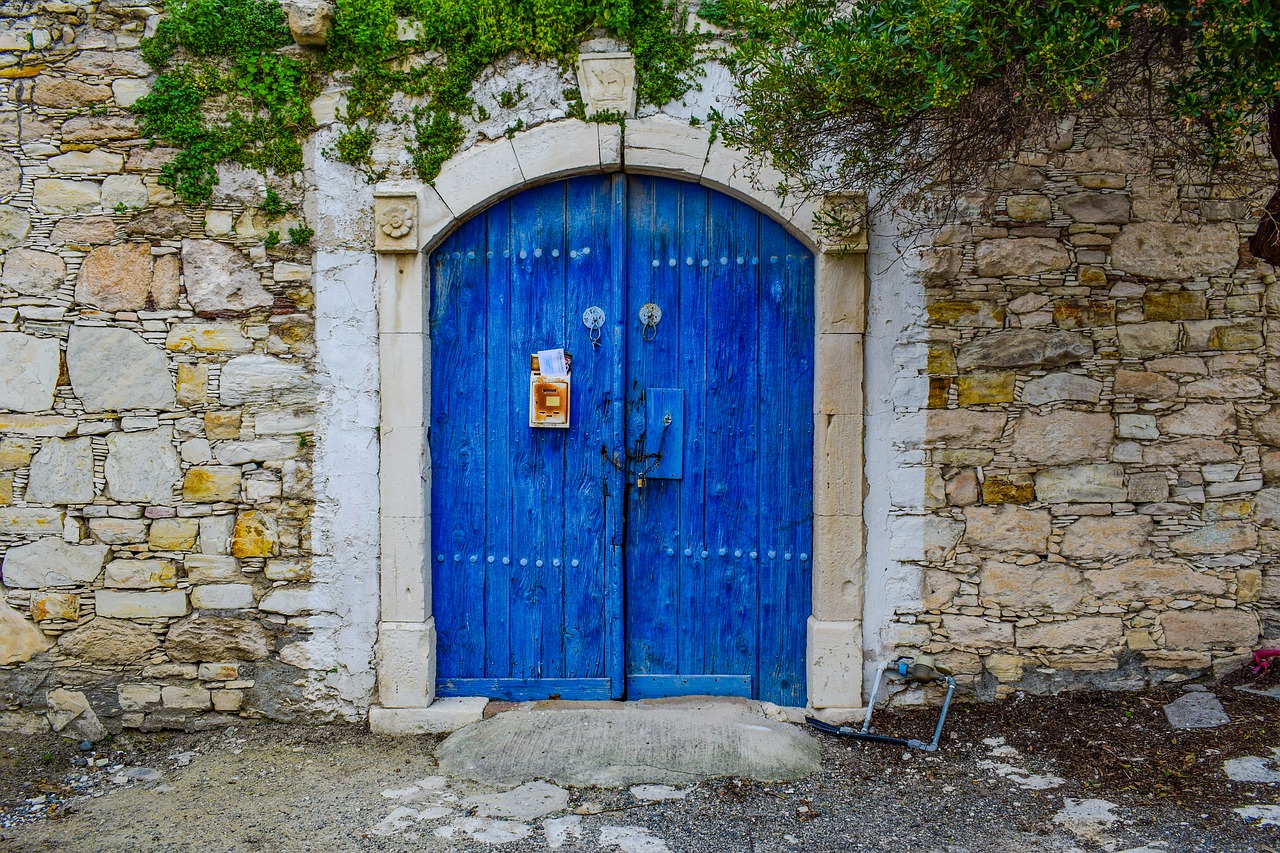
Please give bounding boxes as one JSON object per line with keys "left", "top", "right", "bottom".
{"left": 639, "top": 303, "right": 662, "bottom": 341}
{"left": 582, "top": 306, "right": 605, "bottom": 347}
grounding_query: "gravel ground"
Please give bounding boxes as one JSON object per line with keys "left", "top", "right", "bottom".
{"left": 2, "top": 682, "right": 1279, "bottom": 852}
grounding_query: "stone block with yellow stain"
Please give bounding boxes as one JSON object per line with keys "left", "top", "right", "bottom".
{"left": 1053, "top": 299, "right": 1115, "bottom": 329}
{"left": 1143, "top": 290, "right": 1207, "bottom": 321}
{"left": 957, "top": 371, "right": 1015, "bottom": 405}
{"left": 927, "top": 300, "right": 1005, "bottom": 328}
{"left": 204, "top": 411, "right": 242, "bottom": 441}
{"left": 176, "top": 364, "right": 208, "bottom": 407}
{"left": 984, "top": 653, "right": 1024, "bottom": 682}
{"left": 183, "top": 466, "right": 242, "bottom": 503}
{"left": 30, "top": 592, "right": 78, "bottom": 622}
{"left": 0, "top": 473, "right": 12, "bottom": 506}
{"left": 927, "top": 377, "right": 951, "bottom": 409}
{"left": 232, "top": 510, "right": 279, "bottom": 558}
{"left": 981, "top": 474, "right": 1036, "bottom": 504}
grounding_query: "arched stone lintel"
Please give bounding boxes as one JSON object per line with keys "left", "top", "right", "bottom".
{"left": 389, "top": 116, "right": 834, "bottom": 258}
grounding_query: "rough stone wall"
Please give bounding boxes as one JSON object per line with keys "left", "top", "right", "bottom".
{"left": 0, "top": 0, "right": 353, "bottom": 737}
{"left": 888, "top": 117, "right": 1280, "bottom": 700}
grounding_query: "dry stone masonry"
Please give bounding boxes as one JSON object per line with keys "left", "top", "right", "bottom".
{"left": 0, "top": 0, "right": 325, "bottom": 736}
{"left": 904, "top": 117, "right": 1278, "bottom": 699}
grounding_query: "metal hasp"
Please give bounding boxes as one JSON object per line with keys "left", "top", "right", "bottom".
{"left": 643, "top": 388, "right": 683, "bottom": 479}
{"left": 806, "top": 655, "right": 956, "bottom": 751}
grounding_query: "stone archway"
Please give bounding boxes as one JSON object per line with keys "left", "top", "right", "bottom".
{"left": 367, "top": 116, "right": 869, "bottom": 733}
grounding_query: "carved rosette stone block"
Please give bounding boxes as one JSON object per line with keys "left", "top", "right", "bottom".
{"left": 818, "top": 193, "right": 869, "bottom": 254}
{"left": 374, "top": 192, "right": 419, "bottom": 253}
{"left": 576, "top": 52, "right": 637, "bottom": 117}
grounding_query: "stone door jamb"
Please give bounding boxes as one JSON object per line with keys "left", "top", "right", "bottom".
{"left": 368, "top": 117, "right": 869, "bottom": 734}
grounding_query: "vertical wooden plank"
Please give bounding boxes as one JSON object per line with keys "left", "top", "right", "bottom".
{"left": 483, "top": 200, "right": 513, "bottom": 679}
{"left": 624, "top": 175, "right": 683, "bottom": 683}
{"left": 562, "top": 175, "right": 616, "bottom": 681}
{"left": 429, "top": 214, "right": 489, "bottom": 680}
{"left": 674, "top": 181, "right": 708, "bottom": 681}
{"left": 702, "top": 189, "right": 759, "bottom": 680}
{"left": 606, "top": 173, "right": 628, "bottom": 698}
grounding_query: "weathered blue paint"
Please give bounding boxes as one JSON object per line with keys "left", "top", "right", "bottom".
{"left": 429, "top": 175, "right": 814, "bottom": 705}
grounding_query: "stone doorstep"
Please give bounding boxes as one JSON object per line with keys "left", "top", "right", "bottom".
{"left": 369, "top": 696, "right": 855, "bottom": 735}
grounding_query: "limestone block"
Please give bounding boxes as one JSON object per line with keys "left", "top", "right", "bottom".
{"left": 181, "top": 239, "right": 274, "bottom": 315}
{"left": 112, "top": 78, "right": 150, "bottom": 107}
{"left": 973, "top": 238, "right": 1069, "bottom": 276}
{"left": 0, "top": 332, "right": 59, "bottom": 412}
{"left": 1160, "top": 608, "right": 1259, "bottom": 649}
{"left": 1021, "top": 372, "right": 1102, "bottom": 405}
{"left": 0, "top": 151, "right": 19, "bottom": 199}
{"left": 1034, "top": 464, "right": 1127, "bottom": 503}
{"left": 625, "top": 116, "right": 711, "bottom": 178}
{"left": 232, "top": 510, "right": 279, "bottom": 558}
{"left": 258, "top": 585, "right": 311, "bottom": 615}
{"left": 1, "top": 248, "right": 65, "bottom": 297}
{"left": 149, "top": 518, "right": 198, "bottom": 550}
{"left": 165, "top": 322, "right": 252, "bottom": 354}
{"left": 183, "top": 466, "right": 242, "bottom": 503}
{"left": 46, "top": 688, "right": 106, "bottom": 741}
{"left": 162, "top": 686, "right": 212, "bottom": 710}
{"left": 812, "top": 514, "right": 862, "bottom": 621}
{"left": 1004, "top": 194, "right": 1050, "bottom": 221}
{"left": 200, "top": 515, "right": 235, "bottom": 555}
{"left": 1059, "top": 515, "right": 1153, "bottom": 560}
{"left": 265, "top": 558, "right": 309, "bottom": 581}
{"left": 30, "top": 591, "right": 78, "bottom": 621}
{"left": 65, "top": 50, "right": 153, "bottom": 76}
{"left": 33, "top": 178, "right": 100, "bottom": 214}
{"left": 1110, "top": 223, "right": 1238, "bottom": 280}
{"left": 1255, "top": 406, "right": 1280, "bottom": 447}
{"left": 50, "top": 216, "right": 114, "bottom": 245}
{"left": 0, "top": 438, "right": 35, "bottom": 471}
{"left": 370, "top": 699, "right": 494, "bottom": 734}
{"left": 89, "top": 518, "right": 148, "bottom": 545}
{"left": 985, "top": 653, "right": 1024, "bottom": 682}
{"left": 1058, "top": 147, "right": 1148, "bottom": 174}
{"left": 105, "top": 428, "right": 180, "bottom": 504}
{"left": 941, "top": 614, "right": 1013, "bottom": 647}
{"left": 925, "top": 409, "right": 1006, "bottom": 445}
{"left": 1016, "top": 617, "right": 1123, "bottom": 649}
{"left": 219, "top": 355, "right": 311, "bottom": 405}
{"left": 919, "top": 247, "right": 962, "bottom": 283}
{"left": 165, "top": 614, "right": 270, "bottom": 661}
{"left": 1144, "top": 290, "right": 1207, "bottom": 321}
{"left": 191, "top": 583, "right": 255, "bottom": 610}
{"left": 946, "top": 469, "right": 980, "bottom": 506}
{"left": 0, "top": 601, "right": 50, "bottom": 664}
{"left": 1158, "top": 404, "right": 1236, "bottom": 438}
{"left": 956, "top": 330, "right": 1092, "bottom": 370}
{"left": 213, "top": 439, "right": 300, "bottom": 466}
{"left": 282, "top": 0, "right": 333, "bottom": 45}
{"left": 0, "top": 205, "right": 31, "bottom": 249}
{"left": 1053, "top": 299, "right": 1115, "bottom": 330}
{"left": 106, "top": 558, "right": 177, "bottom": 589}
{"left": 806, "top": 618, "right": 862, "bottom": 708}
{"left": 0, "top": 508, "right": 66, "bottom": 535}
{"left": 67, "top": 325, "right": 175, "bottom": 412}
{"left": 928, "top": 301, "right": 1004, "bottom": 328}
{"left": 432, "top": 138, "right": 524, "bottom": 222}
{"left": 1113, "top": 369, "right": 1178, "bottom": 399}
{"left": 32, "top": 77, "right": 111, "bottom": 108}
{"left": 956, "top": 371, "right": 1014, "bottom": 404}
{"left": 1, "top": 536, "right": 107, "bottom": 589}
{"left": 1255, "top": 488, "right": 1280, "bottom": 527}
{"left": 118, "top": 683, "right": 162, "bottom": 711}
{"left": 1058, "top": 191, "right": 1130, "bottom": 224}
{"left": 185, "top": 555, "right": 241, "bottom": 584}
{"left": 1118, "top": 414, "right": 1159, "bottom": 440}
{"left": 1169, "top": 522, "right": 1257, "bottom": 555}
{"left": 95, "top": 589, "right": 188, "bottom": 619}
{"left": 815, "top": 414, "right": 861, "bottom": 517}
{"left": 126, "top": 208, "right": 190, "bottom": 239}
{"left": 99, "top": 175, "right": 148, "bottom": 213}
{"left": 511, "top": 120, "right": 604, "bottom": 183}
{"left": 981, "top": 559, "right": 1084, "bottom": 612}
{"left": 922, "top": 516, "right": 966, "bottom": 562}
{"left": 1127, "top": 471, "right": 1169, "bottom": 503}
{"left": 1238, "top": 568, "right": 1263, "bottom": 603}
{"left": 923, "top": 569, "right": 961, "bottom": 609}
{"left": 1010, "top": 411, "right": 1114, "bottom": 466}
{"left": 1117, "top": 322, "right": 1180, "bottom": 357}
{"left": 58, "top": 618, "right": 159, "bottom": 663}
{"left": 26, "top": 437, "right": 94, "bottom": 504}
{"left": 377, "top": 620, "right": 437, "bottom": 708}
{"left": 963, "top": 505, "right": 1051, "bottom": 553}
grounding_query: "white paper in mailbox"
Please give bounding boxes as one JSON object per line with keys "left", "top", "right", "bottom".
{"left": 536, "top": 348, "right": 569, "bottom": 379}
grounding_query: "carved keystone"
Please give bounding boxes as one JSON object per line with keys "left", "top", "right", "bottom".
{"left": 576, "top": 52, "right": 637, "bottom": 117}
{"left": 817, "top": 193, "right": 869, "bottom": 253}
{"left": 374, "top": 191, "right": 419, "bottom": 253}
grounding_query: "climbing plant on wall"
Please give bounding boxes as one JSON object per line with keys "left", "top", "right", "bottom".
{"left": 702, "top": 0, "right": 1280, "bottom": 260}
{"left": 132, "top": 0, "right": 705, "bottom": 203}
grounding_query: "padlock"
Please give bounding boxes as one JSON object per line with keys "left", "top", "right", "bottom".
{"left": 636, "top": 477, "right": 646, "bottom": 489}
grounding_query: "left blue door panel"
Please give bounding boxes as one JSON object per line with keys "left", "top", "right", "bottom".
{"left": 431, "top": 175, "right": 626, "bottom": 700}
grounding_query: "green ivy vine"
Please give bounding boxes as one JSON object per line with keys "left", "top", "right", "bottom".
{"left": 132, "top": 0, "right": 707, "bottom": 204}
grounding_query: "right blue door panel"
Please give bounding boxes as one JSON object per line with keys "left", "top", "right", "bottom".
{"left": 430, "top": 174, "right": 813, "bottom": 706}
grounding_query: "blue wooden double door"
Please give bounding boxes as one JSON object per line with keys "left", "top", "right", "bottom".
{"left": 430, "top": 174, "right": 814, "bottom": 706}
